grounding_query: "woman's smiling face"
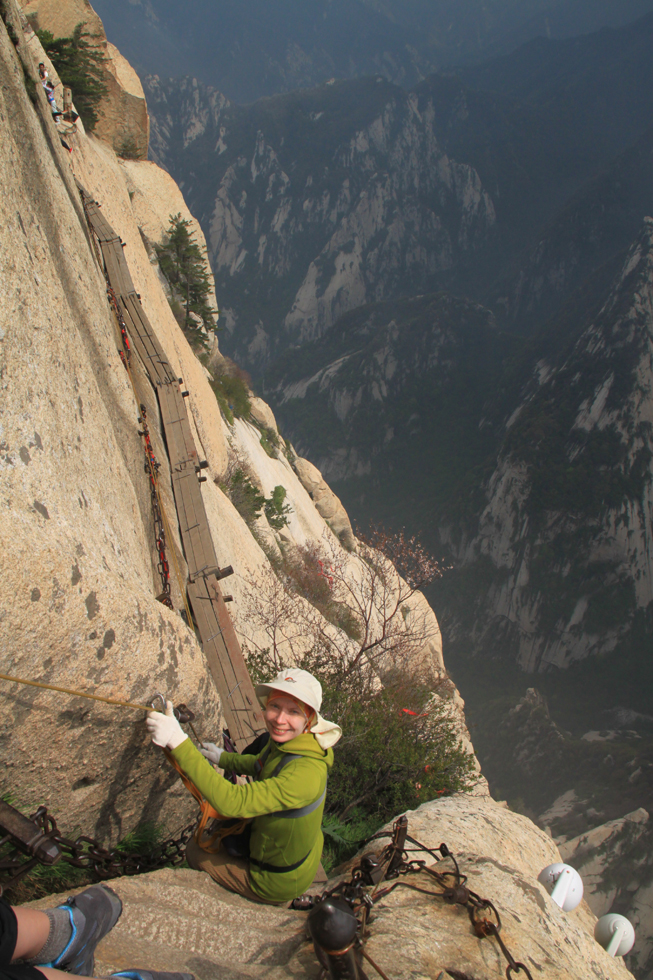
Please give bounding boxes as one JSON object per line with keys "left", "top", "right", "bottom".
{"left": 264, "top": 694, "right": 309, "bottom": 742}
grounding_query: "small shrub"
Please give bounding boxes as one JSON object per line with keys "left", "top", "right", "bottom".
{"left": 322, "top": 675, "right": 474, "bottom": 821}
{"left": 258, "top": 425, "right": 279, "bottom": 458}
{"left": 221, "top": 467, "right": 265, "bottom": 526}
{"left": 116, "top": 134, "right": 141, "bottom": 160}
{"left": 1, "top": 2, "right": 19, "bottom": 46}
{"left": 211, "top": 372, "right": 251, "bottom": 423}
{"left": 321, "top": 811, "right": 382, "bottom": 874}
{"left": 36, "top": 23, "right": 107, "bottom": 131}
{"left": 23, "top": 64, "right": 38, "bottom": 104}
{"left": 265, "top": 485, "right": 292, "bottom": 530}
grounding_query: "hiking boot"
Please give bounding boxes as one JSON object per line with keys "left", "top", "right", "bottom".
{"left": 49, "top": 884, "right": 122, "bottom": 975}
{"left": 110, "top": 972, "right": 195, "bottom": 980}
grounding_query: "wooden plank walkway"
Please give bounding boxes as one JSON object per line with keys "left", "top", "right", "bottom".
{"left": 80, "top": 187, "right": 264, "bottom": 749}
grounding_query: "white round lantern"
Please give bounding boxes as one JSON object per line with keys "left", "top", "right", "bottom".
{"left": 594, "top": 914, "right": 635, "bottom": 957}
{"left": 537, "top": 863, "right": 584, "bottom": 911}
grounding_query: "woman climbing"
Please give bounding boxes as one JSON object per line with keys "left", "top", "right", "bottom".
{"left": 146, "top": 669, "right": 341, "bottom": 905}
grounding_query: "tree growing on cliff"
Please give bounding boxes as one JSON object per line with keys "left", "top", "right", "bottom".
{"left": 36, "top": 23, "right": 107, "bottom": 131}
{"left": 156, "top": 214, "right": 218, "bottom": 350}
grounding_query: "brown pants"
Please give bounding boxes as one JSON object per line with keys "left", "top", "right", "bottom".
{"left": 185, "top": 836, "right": 284, "bottom": 905}
{"left": 185, "top": 837, "right": 328, "bottom": 906}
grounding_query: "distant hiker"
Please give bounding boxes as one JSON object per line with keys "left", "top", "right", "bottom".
{"left": 38, "top": 62, "right": 48, "bottom": 86}
{"left": 44, "top": 81, "right": 62, "bottom": 119}
{"left": 0, "top": 883, "right": 193, "bottom": 980}
{"left": 146, "top": 668, "right": 341, "bottom": 905}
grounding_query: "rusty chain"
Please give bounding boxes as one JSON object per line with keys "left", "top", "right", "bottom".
{"left": 81, "top": 195, "right": 174, "bottom": 611}
{"left": 138, "top": 403, "right": 173, "bottom": 608}
{"left": 308, "top": 816, "right": 535, "bottom": 980}
{"left": 0, "top": 802, "right": 198, "bottom": 895}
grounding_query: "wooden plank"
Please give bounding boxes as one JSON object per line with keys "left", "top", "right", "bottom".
{"left": 159, "top": 386, "right": 197, "bottom": 465}
{"left": 83, "top": 200, "right": 117, "bottom": 243}
{"left": 122, "top": 296, "right": 177, "bottom": 385}
{"left": 188, "top": 578, "right": 265, "bottom": 749}
{"left": 84, "top": 187, "right": 264, "bottom": 745}
{"left": 175, "top": 468, "right": 215, "bottom": 578}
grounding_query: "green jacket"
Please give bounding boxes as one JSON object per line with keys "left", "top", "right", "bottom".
{"left": 172, "top": 734, "right": 333, "bottom": 902}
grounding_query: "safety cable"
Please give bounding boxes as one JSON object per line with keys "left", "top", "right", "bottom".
{"left": 0, "top": 672, "right": 153, "bottom": 711}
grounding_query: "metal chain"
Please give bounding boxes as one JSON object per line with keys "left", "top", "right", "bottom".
{"left": 312, "top": 817, "right": 535, "bottom": 980}
{"left": 138, "top": 403, "right": 173, "bottom": 608}
{"left": 0, "top": 804, "right": 198, "bottom": 893}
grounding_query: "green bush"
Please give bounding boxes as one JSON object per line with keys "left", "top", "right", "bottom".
{"left": 258, "top": 426, "right": 279, "bottom": 458}
{"left": 211, "top": 371, "right": 251, "bottom": 423}
{"left": 220, "top": 467, "right": 265, "bottom": 525}
{"left": 264, "top": 485, "right": 292, "bottom": 530}
{"left": 322, "top": 675, "right": 474, "bottom": 821}
{"left": 36, "top": 23, "right": 107, "bottom": 131}
{"left": 321, "top": 811, "right": 382, "bottom": 875}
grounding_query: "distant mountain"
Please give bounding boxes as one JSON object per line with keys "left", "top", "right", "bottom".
{"left": 455, "top": 12, "right": 653, "bottom": 163}
{"left": 90, "top": 0, "right": 653, "bottom": 103}
{"left": 493, "top": 126, "right": 653, "bottom": 332}
{"left": 364, "top": 0, "right": 653, "bottom": 60}
{"left": 144, "top": 8, "right": 653, "bottom": 374}
{"left": 265, "top": 292, "right": 516, "bottom": 518}
{"left": 89, "top": 0, "right": 428, "bottom": 103}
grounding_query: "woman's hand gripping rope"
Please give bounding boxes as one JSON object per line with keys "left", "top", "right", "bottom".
{"left": 146, "top": 699, "right": 189, "bottom": 750}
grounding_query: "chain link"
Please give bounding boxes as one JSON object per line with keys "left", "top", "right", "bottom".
{"left": 311, "top": 817, "right": 535, "bottom": 980}
{"left": 0, "top": 805, "right": 198, "bottom": 893}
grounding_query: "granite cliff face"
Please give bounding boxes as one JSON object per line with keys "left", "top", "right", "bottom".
{"left": 0, "top": 0, "right": 469, "bottom": 842}
{"left": 455, "top": 221, "right": 653, "bottom": 673}
{"left": 20, "top": 0, "right": 150, "bottom": 159}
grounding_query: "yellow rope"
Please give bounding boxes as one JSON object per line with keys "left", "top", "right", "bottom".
{"left": 0, "top": 672, "right": 152, "bottom": 711}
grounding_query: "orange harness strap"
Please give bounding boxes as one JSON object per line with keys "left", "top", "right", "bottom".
{"left": 163, "top": 749, "right": 249, "bottom": 853}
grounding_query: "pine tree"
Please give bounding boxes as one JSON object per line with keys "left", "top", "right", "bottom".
{"left": 156, "top": 214, "right": 218, "bottom": 351}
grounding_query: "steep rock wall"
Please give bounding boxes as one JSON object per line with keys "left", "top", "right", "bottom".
{"left": 0, "top": 6, "right": 216, "bottom": 840}
{"left": 0, "top": 1, "right": 478, "bottom": 841}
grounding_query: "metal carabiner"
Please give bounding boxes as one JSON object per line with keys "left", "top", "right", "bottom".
{"left": 150, "top": 692, "right": 167, "bottom": 713}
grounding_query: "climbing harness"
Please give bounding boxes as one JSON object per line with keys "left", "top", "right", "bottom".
{"left": 161, "top": 750, "right": 248, "bottom": 854}
{"left": 304, "top": 816, "right": 535, "bottom": 980}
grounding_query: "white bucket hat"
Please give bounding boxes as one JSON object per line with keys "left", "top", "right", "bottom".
{"left": 256, "top": 668, "right": 342, "bottom": 750}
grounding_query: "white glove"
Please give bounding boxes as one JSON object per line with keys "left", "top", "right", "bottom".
{"left": 146, "top": 700, "right": 188, "bottom": 750}
{"left": 199, "top": 742, "right": 224, "bottom": 765}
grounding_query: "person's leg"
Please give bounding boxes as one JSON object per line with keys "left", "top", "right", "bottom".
{"left": 185, "top": 838, "right": 283, "bottom": 905}
{"left": 2, "top": 900, "right": 193, "bottom": 980}
{"left": 10, "top": 910, "right": 49, "bottom": 962}
{"left": 4, "top": 967, "right": 193, "bottom": 980}
{"left": 6, "top": 886, "right": 121, "bottom": 975}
